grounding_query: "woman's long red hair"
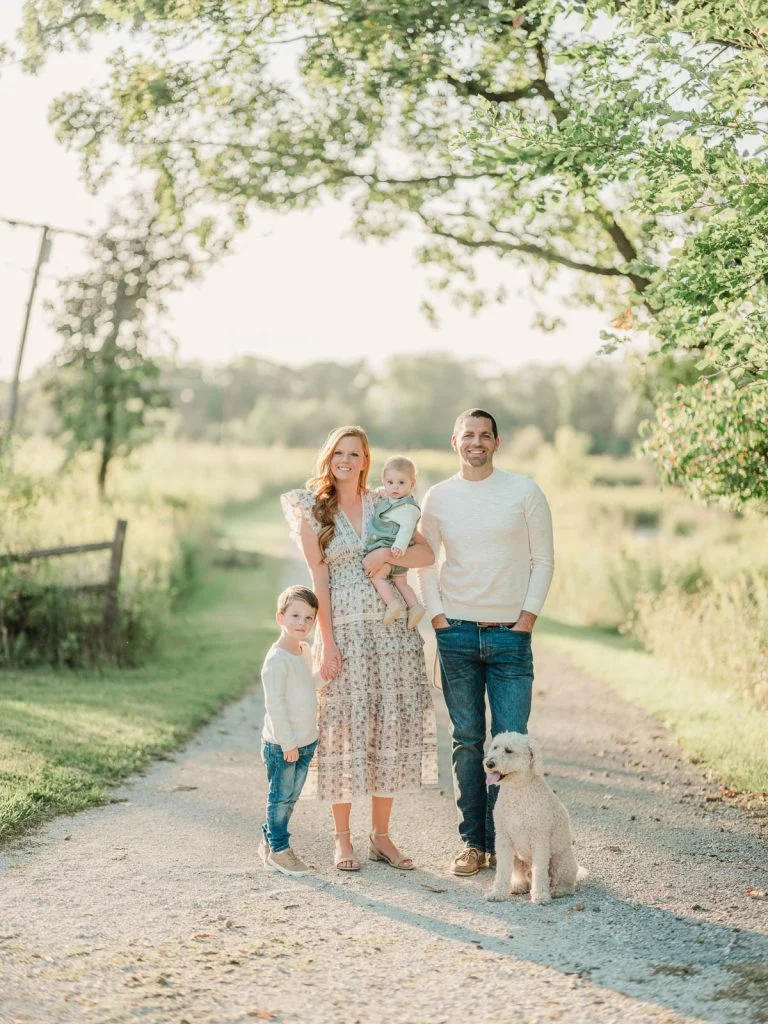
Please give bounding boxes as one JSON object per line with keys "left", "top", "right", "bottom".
{"left": 306, "top": 425, "right": 371, "bottom": 556}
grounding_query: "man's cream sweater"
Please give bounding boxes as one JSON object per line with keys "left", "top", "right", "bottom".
{"left": 415, "top": 469, "right": 554, "bottom": 624}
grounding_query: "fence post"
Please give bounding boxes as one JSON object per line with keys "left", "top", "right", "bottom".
{"left": 102, "top": 519, "right": 128, "bottom": 652}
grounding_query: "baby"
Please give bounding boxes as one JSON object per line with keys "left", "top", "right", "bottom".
{"left": 366, "top": 456, "right": 426, "bottom": 629}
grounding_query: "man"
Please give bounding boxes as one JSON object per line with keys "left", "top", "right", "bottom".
{"left": 415, "top": 409, "right": 554, "bottom": 876}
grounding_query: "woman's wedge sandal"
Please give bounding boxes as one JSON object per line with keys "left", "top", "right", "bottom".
{"left": 333, "top": 830, "right": 361, "bottom": 872}
{"left": 368, "top": 832, "right": 415, "bottom": 870}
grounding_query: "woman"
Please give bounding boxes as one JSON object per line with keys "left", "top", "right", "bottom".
{"left": 281, "top": 425, "right": 438, "bottom": 871}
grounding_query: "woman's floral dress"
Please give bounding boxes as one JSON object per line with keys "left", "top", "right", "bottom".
{"left": 281, "top": 488, "right": 438, "bottom": 802}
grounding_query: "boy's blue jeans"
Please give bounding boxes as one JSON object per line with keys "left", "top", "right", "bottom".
{"left": 435, "top": 619, "right": 534, "bottom": 856}
{"left": 261, "top": 739, "right": 318, "bottom": 853}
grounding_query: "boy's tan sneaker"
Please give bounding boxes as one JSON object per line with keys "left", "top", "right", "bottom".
{"left": 450, "top": 847, "right": 485, "bottom": 876}
{"left": 266, "top": 847, "right": 310, "bottom": 876}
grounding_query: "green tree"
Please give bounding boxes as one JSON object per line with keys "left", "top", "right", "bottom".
{"left": 641, "top": 380, "right": 768, "bottom": 509}
{"left": 457, "top": 0, "right": 768, "bottom": 502}
{"left": 18, "top": 0, "right": 767, "bottom": 504}
{"left": 372, "top": 353, "right": 488, "bottom": 448}
{"left": 47, "top": 194, "right": 212, "bottom": 496}
{"left": 490, "top": 363, "right": 569, "bottom": 442}
{"left": 562, "top": 360, "right": 649, "bottom": 456}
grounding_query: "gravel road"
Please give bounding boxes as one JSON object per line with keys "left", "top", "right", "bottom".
{"left": 1, "top": 639, "right": 767, "bottom": 1024}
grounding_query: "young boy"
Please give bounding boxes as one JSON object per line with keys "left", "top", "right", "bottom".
{"left": 365, "top": 455, "right": 426, "bottom": 629}
{"left": 259, "top": 585, "right": 325, "bottom": 876}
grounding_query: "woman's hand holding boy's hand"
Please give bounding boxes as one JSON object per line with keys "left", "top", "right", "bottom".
{"left": 320, "top": 639, "right": 342, "bottom": 681}
{"left": 283, "top": 747, "right": 299, "bottom": 763}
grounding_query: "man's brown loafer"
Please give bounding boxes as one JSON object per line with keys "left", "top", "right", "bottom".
{"left": 450, "top": 847, "right": 485, "bottom": 876}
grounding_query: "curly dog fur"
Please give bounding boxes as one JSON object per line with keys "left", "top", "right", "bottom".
{"left": 484, "top": 732, "right": 587, "bottom": 904}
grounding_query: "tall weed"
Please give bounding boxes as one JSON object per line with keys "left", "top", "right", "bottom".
{"left": 4, "top": 438, "right": 766, "bottom": 698}
{"left": 633, "top": 572, "right": 768, "bottom": 707}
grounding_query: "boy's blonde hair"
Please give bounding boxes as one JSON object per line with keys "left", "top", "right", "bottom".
{"left": 277, "top": 585, "right": 319, "bottom": 615}
{"left": 382, "top": 455, "right": 417, "bottom": 480}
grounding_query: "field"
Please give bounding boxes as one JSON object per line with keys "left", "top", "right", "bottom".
{"left": 0, "top": 437, "right": 766, "bottom": 842}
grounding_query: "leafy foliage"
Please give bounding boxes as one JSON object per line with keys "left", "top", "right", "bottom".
{"left": 16, "top": 0, "right": 768, "bottom": 505}
{"left": 46, "top": 193, "right": 218, "bottom": 495}
{"left": 641, "top": 380, "right": 768, "bottom": 508}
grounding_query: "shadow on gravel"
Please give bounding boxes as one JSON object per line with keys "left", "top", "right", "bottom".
{"left": 290, "top": 872, "right": 768, "bottom": 1024}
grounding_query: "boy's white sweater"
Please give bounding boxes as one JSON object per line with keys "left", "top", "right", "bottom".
{"left": 261, "top": 642, "right": 320, "bottom": 750}
{"left": 415, "top": 469, "right": 554, "bottom": 624}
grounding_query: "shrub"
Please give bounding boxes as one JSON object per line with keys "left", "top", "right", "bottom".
{"left": 592, "top": 473, "right": 645, "bottom": 488}
{"left": 632, "top": 571, "right": 768, "bottom": 707}
{"left": 539, "top": 426, "right": 592, "bottom": 488}
{"left": 0, "top": 442, "right": 212, "bottom": 669}
{"left": 0, "top": 566, "right": 169, "bottom": 669}
{"left": 673, "top": 520, "right": 697, "bottom": 537}
{"left": 622, "top": 506, "right": 662, "bottom": 532}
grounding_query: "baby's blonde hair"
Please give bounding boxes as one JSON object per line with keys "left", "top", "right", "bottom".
{"left": 382, "top": 455, "right": 417, "bottom": 480}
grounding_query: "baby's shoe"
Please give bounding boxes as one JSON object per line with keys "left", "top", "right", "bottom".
{"left": 258, "top": 837, "right": 270, "bottom": 867}
{"left": 407, "top": 603, "right": 425, "bottom": 629}
{"left": 383, "top": 600, "right": 405, "bottom": 626}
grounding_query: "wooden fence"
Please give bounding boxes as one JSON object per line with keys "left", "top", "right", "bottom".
{"left": 0, "top": 520, "right": 128, "bottom": 644}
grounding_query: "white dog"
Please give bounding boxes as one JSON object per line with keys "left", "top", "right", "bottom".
{"left": 484, "top": 732, "right": 586, "bottom": 905}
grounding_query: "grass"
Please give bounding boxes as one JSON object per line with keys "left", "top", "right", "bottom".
{"left": 2, "top": 437, "right": 766, "bottom": 837}
{"left": 0, "top": 501, "right": 285, "bottom": 844}
{"left": 537, "top": 616, "right": 768, "bottom": 795}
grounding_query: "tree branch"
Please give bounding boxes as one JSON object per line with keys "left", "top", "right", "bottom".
{"left": 530, "top": 37, "right": 652, "bottom": 296}
{"left": 602, "top": 215, "right": 651, "bottom": 294}
{"left": 445, "top": 74, "right": 540, "bottom": 104}
{"left": 532, "top": 41, "right": 568, "bottom": 125}
{"left": 419, "top": 214, "right": 631, "bottom": 279}
{"left": 37, "top": 10, "right": 108, "bottom": 41}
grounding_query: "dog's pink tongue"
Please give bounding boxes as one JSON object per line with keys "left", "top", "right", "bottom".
{"left": 486, "top": 771, "right": 502, "bottom": 786}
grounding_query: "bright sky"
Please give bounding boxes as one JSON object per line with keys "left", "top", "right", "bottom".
{"left": 0, "top": 3, "right": 615, "bottom": 381}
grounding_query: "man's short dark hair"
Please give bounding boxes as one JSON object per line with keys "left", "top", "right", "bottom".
{"left": 453, "top": 409, "right": 499, "bottom": 439}
{"left": 277, "top": 585, "right": 319, "bottom": 615}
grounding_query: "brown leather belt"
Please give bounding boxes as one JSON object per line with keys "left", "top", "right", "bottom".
{"left": 476, "top": 621, "right": 517, "bottom": 628}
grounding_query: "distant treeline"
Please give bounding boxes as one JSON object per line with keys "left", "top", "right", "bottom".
{"left": 7, "top": 351, "right": 651, "bottom": 455}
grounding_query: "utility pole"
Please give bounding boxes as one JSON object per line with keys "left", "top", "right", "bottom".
{"left": 1, "top": 215, "right": 91, "bottom": 437}
{"left": 7, "top": 224, "right": 50, "bottom": 433}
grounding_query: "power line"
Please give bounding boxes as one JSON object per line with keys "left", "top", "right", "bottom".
{"left": 0, "top": 215, "right": 92, "bottom": 242}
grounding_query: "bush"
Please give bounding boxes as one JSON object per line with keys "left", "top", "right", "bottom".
{"left": 539, "top": 426, "right": 592, "bottom": 488}
{"left": 632, "top": 571, "right": 768, "bottom": 707}
{"left": 0, "top": 566, "right": 169, "bottom": 669}
{"left": 0, "top": 442, "right": 212, "bottom": 670}
{"left": 673, "top": 519, "right": 697, "bottom": 537}
{"left": 509, "top": 426, "right": 546, "bottom": 461}
{"left": 168, "top": 531, "right": 207, "bottom": 604}
{"left": 592, "top": 473, "right": 645, "bottom": 488}
{"left": 622, "top": 506, "right": 662, "bottom": 532}
{"left": 641, "top": 379, "right": 768, "bottom": 511}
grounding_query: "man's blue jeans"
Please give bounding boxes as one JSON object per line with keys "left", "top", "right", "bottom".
{"left": 261, "top": 739, "right": 318, "bottom": 853}
{"left": 436, "top": 620, "right": 534, "bottom": 855}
